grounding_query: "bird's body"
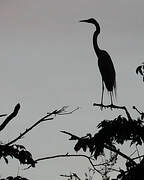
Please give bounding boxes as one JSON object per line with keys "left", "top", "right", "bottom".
{"left": 97, "top": 50, "right": 116, "bottom": 92}
{"left": 80, "top": 18, "right": 116, "bottom": 106}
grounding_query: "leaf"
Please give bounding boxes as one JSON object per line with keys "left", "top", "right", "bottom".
{"left": 136, "top": 65, "right": 143, "bottom": 75}
{"left": 60, "top": 131, "right": 80, "bottom": 140}
{"left": 3, "top": 156, "right": 8, "bottom": 164}
{"left": 74, "top": 140, "right": 84, "bottom": 152}
{"left": 6, "top": 176, "right": 13, "bottom": 180}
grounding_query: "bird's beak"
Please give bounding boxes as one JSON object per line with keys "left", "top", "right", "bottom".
{"left": 79, "top": 19, "right": 89, "bottom": 23}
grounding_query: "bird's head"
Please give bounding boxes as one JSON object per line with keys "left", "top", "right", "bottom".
{"left": 79, "top": 18, "right": 100, "bottom": 33}
{"left": 79, "top": 18, "right": 97, "bottom": 25}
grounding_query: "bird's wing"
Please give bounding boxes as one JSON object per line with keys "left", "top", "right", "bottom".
{"left": 98, "top": 50, "right": 116, "bottom": 92}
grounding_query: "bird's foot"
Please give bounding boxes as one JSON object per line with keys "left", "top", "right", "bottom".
{"left": 100, "top": 103, "right": 104, "bottom": 111}
{"left": 109, "top": 103, "right": 115, "bottom": 110}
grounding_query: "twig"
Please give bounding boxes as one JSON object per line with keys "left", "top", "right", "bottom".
{"left": 0, "top": 104, "right": 20, "bottom": 132}
{"left": 60, "top": 173, "right": 81, "bottom": 180}
{"left": 129, "top": 150, "right": 137, "bottom": 157}
{"left": 132, "top": 155, "right": 144, "bottom": 161}
{"left": 93, "top": 103, "right": 132, "bottom": 121}
{"left": 94, "top": 161, "right": 114, "bottom": 167}
{"left": 0, "top": 114, "right": 7, "bottom": 118}
{"left": 58, "top": 107, "right": 80, "bottom": 115}
{"left": 6, "top": 107, "right": 78, "bottom": 146}
{"left": 47, "top": 106, "right": 80, "bottom": 116}
{"left": 133, "top": 106, "right": 144, "bottom": 121}
{"left": 135, "top": 145, "right": 141, "bottom": 162}
{"left": 133, "top": 106, "right": 142, "bottom": 115}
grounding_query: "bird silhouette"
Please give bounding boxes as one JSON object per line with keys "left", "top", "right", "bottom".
{"left": 80, "top": 18, "right": 116, "bottom": 107}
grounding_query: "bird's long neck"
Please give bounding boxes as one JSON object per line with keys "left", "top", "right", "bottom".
{"left": 93, "top": 22, "right": 101, "bottom": 57}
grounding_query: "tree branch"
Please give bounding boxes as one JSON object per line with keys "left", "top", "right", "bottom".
{"left": 61, "top": 130, "right": 137, "bottom": 166}
{"left": 0, "top": 103, "right": 20, "bottom": 132}
{"left": 6, "top": 107, "right": 79, "bottom": 146}
{"left": 93, "top": 103, "right": 132, "bottom": 121}
{"left": 35, "top": 153, "right": 102, "bottom": 175}
{"left": 56, "top": 107, "right": 80, "bottom": 115}
{"left": 0, "top": 114, "right": 7, "bottom": 118}
{"left": 132, "top": 154, "right": 144, "bottom": 161}
{"left": 104, "top": 144, "right": 137, "bottom": 166}
{"left": 60, "top": 173, "right": 81, "bottom": 180}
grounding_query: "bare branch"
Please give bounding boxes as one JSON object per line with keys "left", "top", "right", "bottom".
{"left": 6, "top": 117, "right": 54, "bottom": 146}
{"left": 60, "top": 173, "right": 81, "bottom": 180}
{"left": 0, "top": 114, "right": 7, "bottom": 118}
{"left": 34, "top": 153, "right": 102, "bottom": 175}
{"left": 132, "top": 155, "right": 144, "bottom": 160}
{"left": 129, "top": 150, "right": 137, "bottom": 157}
{"left": 58, "top": 107, "right": 80, "bottom": 115}
{"left": 6, "top": 112, "right": 55, "bottom": 146}
{"left": 133, "top": 106, "right": 142, "bottom": 115}
{"left": 6, "top": 107, "right": 78, "bottom": 146}
{"left": 135, "top": 145, "right": 141, "bottom": 162}
{"left": 133, "top": 106, "right": 144, "bottom": 121}
{"left": 0, "top": 103, "right": 20, "bottom": 132}
{"left": 47, "top": 106, "right": 80, "bottom": 115}
{"left": 93, "top": 103, "right": 132, "bottom": 121}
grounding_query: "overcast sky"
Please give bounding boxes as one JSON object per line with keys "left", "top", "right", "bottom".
{"left": 0, "top": 0, "right": 144, "bottom": 179}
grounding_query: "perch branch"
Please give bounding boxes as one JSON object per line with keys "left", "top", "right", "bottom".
{"left": 93, "top": 103, "right": 132, "bottom": 121}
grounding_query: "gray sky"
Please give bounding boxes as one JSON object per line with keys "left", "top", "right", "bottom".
{"left": 0, "top": 0, "right": 144, "bottom": 179}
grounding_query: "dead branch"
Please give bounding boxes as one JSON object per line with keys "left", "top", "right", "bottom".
{"left": 57, "top": 107, "right": 80, "bottom": 115}
{"left": 0, "top": 103, "right": 20, "bottom": 132}
{"left": 47, "top": 106, "right": 80, "bottom": 115}
{"left": 93, "top": 103, "right": 132, "bottom": 121}
{"left": 6, "top": 107, "right": 79, "bottom": 146}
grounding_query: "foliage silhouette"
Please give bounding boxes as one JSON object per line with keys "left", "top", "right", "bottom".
{"left": 62, "top": 104, "right": 144, "bottom": 180}
{"left": 0, "top": 104, "right": 78, "bottom": 179}
{"left": 0, "top": 144, "right": 35, "bottom": 167}
{"left": 0, "top": 176, "right": 29, "bottom": 180}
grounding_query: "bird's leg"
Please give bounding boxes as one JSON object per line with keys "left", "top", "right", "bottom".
{"left": 100, "top": 81, "right": 104, "bottom": 110}
{"left": 110, "top": 93, "right": 113, "bottom": 110}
